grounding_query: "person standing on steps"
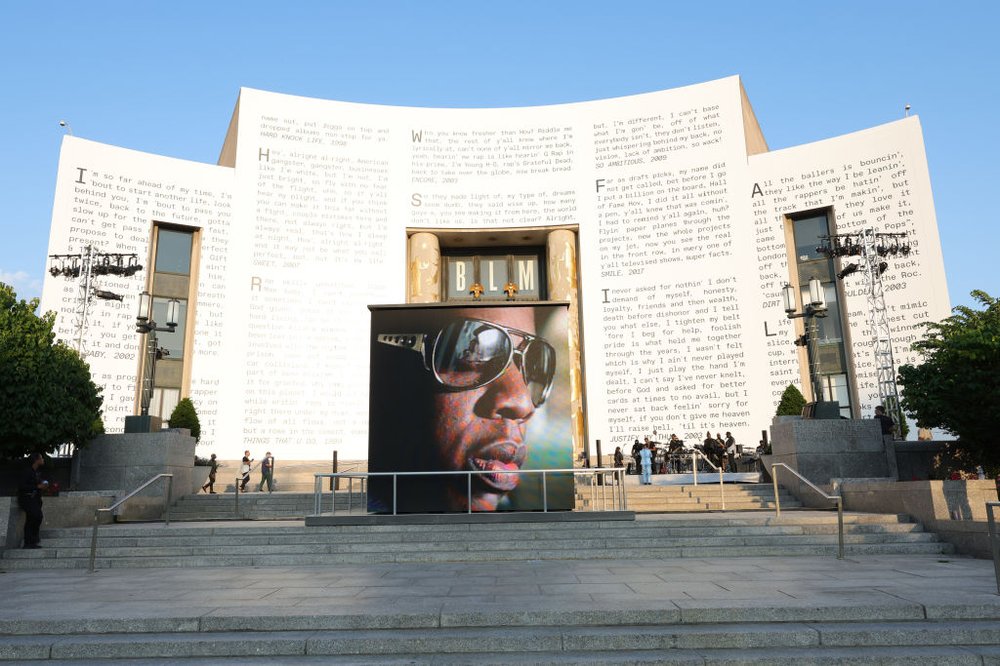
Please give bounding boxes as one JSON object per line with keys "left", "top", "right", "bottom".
{"left": 725, "top": 432, "right": 738, "bottom": 473}
{"left": 202, "top": 454, "right": 219, "bottom": 494}
{"left": 631, "top": 439, "right": 643, "bottom": 475}
{"left": 240, "top": 450, "right": 253, "bottom": 492}
{"left": 257, "top": 452, "right": 275, "bottom": 493}
{"left": 18, "top": 453, "right": 47, "bottom": 549}
{"left": 639, "top": 442, "right": 653, "bottom": 486}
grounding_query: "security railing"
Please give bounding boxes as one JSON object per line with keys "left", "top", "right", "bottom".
{"left": 770, "top": 463, "right": 844, "bottom": 559}
{"left": 89, "top": 473, "right": 173, "bottom": 573}
{"left": 689, "top": 449, "right": 726, "bottom": 511}
{"left": 986, "top": 502, "right": 1000, "bottom": 595}
{"left": 312, "top": 467, "right": 628, "bottom": 516}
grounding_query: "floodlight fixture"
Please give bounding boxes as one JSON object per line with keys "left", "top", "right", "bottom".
{"left": 837, "top": 263, "right": 861, "bottom": 280}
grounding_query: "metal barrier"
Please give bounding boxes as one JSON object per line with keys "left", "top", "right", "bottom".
{"left": 312, "top": 467, "right": 627, "bottom": 516}
{"left": 770, "top": 463, "right": 843, "bottom": 559}
{"left": 89, "top": 473, "right": 173, "bottom": 573}
{"left": 689, "top": 449, "right": 726, "bottom": 510}
{"left": 986, "top": 502, "right": 1000, "bottom": 595}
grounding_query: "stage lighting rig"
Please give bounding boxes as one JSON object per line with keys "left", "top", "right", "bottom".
{"left": 818, "top": 229, "right": 910, "bottom": 437}
{"left": 837, "top": 263, "right": 861, "bottom": 280}
{"left": 46, "top": 245, "right": 145, "bottom": 355}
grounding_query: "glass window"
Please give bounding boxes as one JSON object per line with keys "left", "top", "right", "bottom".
{"left": 792, "top": 215, "right": 828, "bottom": 262}
{"left": 153, "top": 298, "right": 187, "bottom": 359}
{"left": 155, "top": 229, "right": 193, "bottom": 275}
{"left": 821, "top": 374, "right": 852, "bottom": 418}
{"left": 792, "top": 211, "right": 854, "bottom": 417}
{"left": 815, "top": 284, "right": 845, "bottom": 344}
{"left": 151, "top": 388, "right": 180, "bottom": 421}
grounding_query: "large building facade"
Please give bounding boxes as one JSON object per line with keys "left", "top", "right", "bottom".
{"left": 41, "top": 76, "right": 949, "bottom": 461}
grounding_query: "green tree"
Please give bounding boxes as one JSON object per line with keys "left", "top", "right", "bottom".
{"left": 0, "top": 283, "right": 103, "bottom": 458}
{"left": 775, "top": 384, "right": 807, "bottom": 417}
{"left": 898, "top": 290, "right": 1000, "bottom": 468}
{"left": 168, "top": 397, "right": 200, "bottom": 442}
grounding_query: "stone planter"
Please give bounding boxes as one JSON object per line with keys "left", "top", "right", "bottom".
{"left": 76, "top": 430, "right": 197, "bottom": 518}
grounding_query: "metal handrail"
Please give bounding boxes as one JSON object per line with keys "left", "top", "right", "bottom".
{"left": 689, "top": 449, "right": 725, "bottom": 510}
{"left": 770, "top": 463, "right": 843, "bottom": 559}
{"left": 986, "top": 502, "right": 1000, "bottom": 595}
{"left": 312, "top": 467, "right": 627, "bottom": 516}
{"left": 89, "top": 473, "right": 173, "bottom": 573}
{"left": 234, "top": 461, "right": 262, "bottom": 513}
{"left": 587, "top": 466, "right": 629, "bottom": 512}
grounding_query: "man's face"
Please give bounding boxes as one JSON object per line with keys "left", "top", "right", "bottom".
{"left": 430, "top": 307, "right": 538, "bottom": 511}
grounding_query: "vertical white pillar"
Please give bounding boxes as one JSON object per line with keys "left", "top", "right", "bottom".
{"left": 547, "top": 230, "right": 586, "bottom": 465}
{"left": 408, "top": 232, "right": 441, "bottom": 303}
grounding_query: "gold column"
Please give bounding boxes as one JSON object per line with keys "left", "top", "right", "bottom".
{"left": 408, "top": 232, "right": 441, "bottom": 303}
{"left": 547, "top": 230, "right": 585, "bottom": 465}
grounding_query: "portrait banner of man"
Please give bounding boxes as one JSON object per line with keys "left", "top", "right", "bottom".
{"left": 367, "top": 302, "right": 573, "bottom": 513}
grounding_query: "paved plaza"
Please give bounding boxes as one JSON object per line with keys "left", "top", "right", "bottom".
{"left": 2, "top": 537, "right": 997, "bottom": 633}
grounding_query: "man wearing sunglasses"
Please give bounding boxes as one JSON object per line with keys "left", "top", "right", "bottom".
{"left": 371, "top": 306, "right": 558, "bottom": 513}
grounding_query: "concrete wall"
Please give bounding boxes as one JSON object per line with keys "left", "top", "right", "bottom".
{"left": 895, "top": 441, "right": 949, "bottom": 481}
{"left": 840, "top": 479, "right": 998, "bottom": 522}
{"left": 0, "top": 498, "right": 20, "bottom": 549}
{"left": 39, "top": 492, "right": 116, "bottom": 528}
{"left": 839, "top": 479, "right": 999, "bottom": 558}
{"left": 1, "top": 493, "right": 119, "bottom": 550}
{"left": 770, "top": 417, "right": 890, "bottom": 485}
{"left": 75, "top": 429, "right": 196, "bottom": 520}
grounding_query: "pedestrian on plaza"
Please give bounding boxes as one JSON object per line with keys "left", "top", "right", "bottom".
{"left": 18, "top": 453, "right": 47, "bottom": 549}
{"left": 240, "top": 450, "right": 253, "bottom": 492}
{"left": 201, "top": 454, "right": 219, "bottom": 494}
{"left": 257, "top": 452, "right": 275, "bottom": 493}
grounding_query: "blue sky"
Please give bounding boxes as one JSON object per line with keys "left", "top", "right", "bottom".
{"left": 1, "top": 1, "right": 996, "bottom": 309}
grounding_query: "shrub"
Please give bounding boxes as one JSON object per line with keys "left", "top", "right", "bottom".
{"left": 168, "top": 398, "right": 200, "bottom": 442}
{"left": 775, "top": 384, "right": 806, "bottom": 417}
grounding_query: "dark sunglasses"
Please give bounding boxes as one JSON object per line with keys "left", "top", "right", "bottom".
{"left": 377, "top": 317, "right": 556, "bottom": 407}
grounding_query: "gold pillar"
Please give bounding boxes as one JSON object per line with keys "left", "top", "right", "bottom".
{"left": 547, "top": 230, "right": 585, "bottom": 465}
{"left": 408, "top": 232, "right": 441, "bottom": 303}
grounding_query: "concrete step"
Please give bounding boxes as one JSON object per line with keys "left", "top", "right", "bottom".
{"left": 3, "top": 619, "right": 1000, "bottom": 661}
{"left": 27, "top": 522, "right": 930, "bottom": 549}
{"left": 31, "top": 517, "right": 934, "bottom": 545}
{"left": 3, "top": 531, "right": 945, "bottom": 561}
{"left": 619, "top": 500, "right": 804, "bottom": 508}
{"left": 3, "top": 511, "right": 951, "bottom": 570}
{"left": 0, "top": 541, "right": 953, "bottom": 570}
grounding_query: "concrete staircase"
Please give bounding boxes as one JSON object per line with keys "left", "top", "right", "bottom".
{"left": 176, "top": 482, "right": 797, "bottom": 520}
{"left": 1, "top": 512, "right": 952, "bottom": 571}
{"left": 169, "top": 491, "right": 367, "bottom": 521}
{"left": 2, "top": 599, "right": 999, "bottom": 663}
{"left": 578, "top": 482, "right": 803, "bottom": 512}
